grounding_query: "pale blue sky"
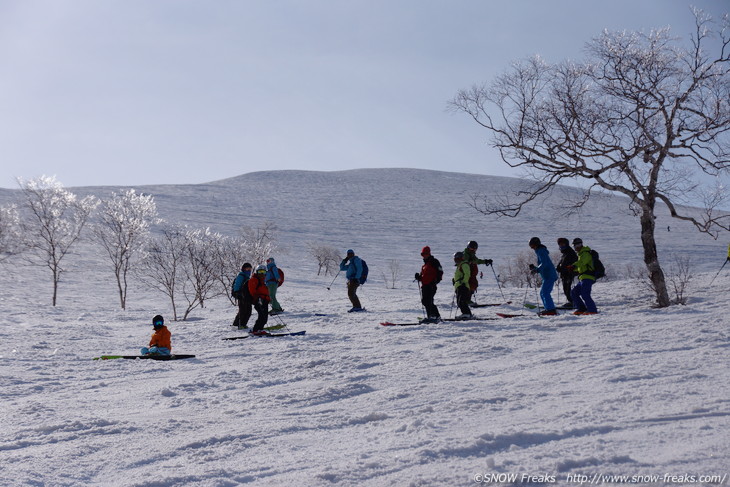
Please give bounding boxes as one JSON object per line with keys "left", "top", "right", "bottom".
{"left": 0, "top": 0, "right": 727, "bottom": 188}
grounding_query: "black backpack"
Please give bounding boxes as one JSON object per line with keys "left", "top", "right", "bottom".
{"left": 589, "top": 249, "right": 606, "bottom": 279}
{"left": 359, "top": 259, "right": 369, "bottom": 285}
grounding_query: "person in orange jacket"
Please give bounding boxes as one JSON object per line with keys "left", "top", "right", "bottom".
{"left": 141, "top": 315, "right": 171, "bottom": 355}
{"left": 248, "top": 265, "right": 271, "bottom": 335}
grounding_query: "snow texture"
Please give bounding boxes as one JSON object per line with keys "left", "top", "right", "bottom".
{"left": 0, "top": 169, "right": 728, "bottom": 486}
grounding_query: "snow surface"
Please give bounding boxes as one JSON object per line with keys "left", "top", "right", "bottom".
{"left": 1, "top": 169, "right": 728, "bottom": 486}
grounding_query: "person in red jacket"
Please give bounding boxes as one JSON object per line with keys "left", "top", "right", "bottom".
{"left": 414, "top": 246, "right": 443, "bottom": 323}
{"left": 141, "top": 315, "right": 171, "bottom": 355}
{"left": 248, "top": 265, "right": 271, "bottom": 335}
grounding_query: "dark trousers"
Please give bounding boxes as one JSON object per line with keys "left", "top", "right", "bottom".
{"left": 252, "top": 298, "right": 269, "bottom": 331}
{"left": 571, "top": 279, "right": 597, "bottom": 313}
{"left": 233, "top": 294, "right": 253, "bottom": 328}
{"left": 560, "top": 275, "right": 574, "bottom": 305}
{"left": 421, "top": 282, "right": 440, "bottom": 318}
{"left": 456, "top": 285, "right": 472, "bottom": 315}
{"left": 347, "top": 279, "right": 362, "bottom": 309}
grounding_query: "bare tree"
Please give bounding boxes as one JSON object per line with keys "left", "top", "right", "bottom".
{"left": 180, "top": 228, "right": 226, "bottom": 320}
{"left": 451, "top": 9, "right": 730, "bottom": 307}
{"left": 18, "top": 176, "right": 98, "bottom": 306}
{"left": 0, "top": 204, "right": 25, "bottom": 263}
{"left": 497, "top": 251, "right": 536, "bottom": 289}
{"left": 93, "top": 189, "right": 159, "bottom": 310}
{"left": 308, "top": 243, "right": 341, "bottom": 276}
{"left": 382, "top": 259, "right": 400, "bottom": 289}
{"left": 137, "top": 225, "right": 188, "bottom": 321}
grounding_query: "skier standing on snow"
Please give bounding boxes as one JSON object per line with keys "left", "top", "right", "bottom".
{"left": 340, "top": 249, "right": 364, "bottom": 312}
{"left": 141, "top": 315, "right": 171, "bottom": 356}
{"left": 568, "top": 238, "right": 599, "bottom": 315}
{"left": 232, "top": 263, "right": 253, "bottom": 329}
{"left": 265, "top": 257, "right": 284, "bottom": 314}
{"left": 248, "top": 265, "right": 271, "bottom": 335}
{"left": 414, "top": 246, "right": 443, "bottom": 323}
{"left": 462, "top": 241, "right": 493, "bottom": 305}
{"left": 453, "top": 251, "right": 473, "bottom": 319}
{"left": 555, "top": 237, "right": 578, "bottom": 309}
{"left": 528, "top": 237, "right": 559, "bottom": 316}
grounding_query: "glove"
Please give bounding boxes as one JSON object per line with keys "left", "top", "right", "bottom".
{"left": 529, "top": 264, "right": 538, "bottom": 274}
{"left": 485, "top": 259, "right": 493, "bottom": 266}
{"left": 414, "top": 273, "right": 421, "bottom": 281}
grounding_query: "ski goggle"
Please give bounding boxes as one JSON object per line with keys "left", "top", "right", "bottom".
{"left": 153, "top": 320, "right": 164, "bottom": 327}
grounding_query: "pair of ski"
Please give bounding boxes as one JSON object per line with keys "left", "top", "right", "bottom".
{"left": 94, "top": 354, "right": 196, "bottom": 361}
{"left": 223, "top": 330, "right": 306, "bottom": 340}
{"left": 381, "top": 316, "right": 500, "bottom": 326}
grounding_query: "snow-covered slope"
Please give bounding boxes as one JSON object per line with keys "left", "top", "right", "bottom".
{"left": 1, "top": 169, "right": 728, "bottom": 486}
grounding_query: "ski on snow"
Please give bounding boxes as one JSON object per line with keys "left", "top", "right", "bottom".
{"left": 223, "top": 330, "right": 307, "bottom": 340}
{"left": 93, "top": 354, "right": 196, "bottom": 361}
{"left": 470, "top": 301, "right": 513, "bottom": 308}
{"left": 380, "top": 317, "right": 499, "bottom": 326}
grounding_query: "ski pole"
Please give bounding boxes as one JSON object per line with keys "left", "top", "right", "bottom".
{"left": 489, "top": 264, "right": 506, "bottom": 301}
{"left": 416, "top": 279, "right": 427, "bottom": 319}
{"left": 326, "top": 270, "right": 341, "bottom": 290}
{"left": 449, "top": 290, "right": 456, "bottom": 319}
{"left": 271, "top": 310, "right": 290, "bottom": 332}
{"left": 708, "top": 259, "right": 729, "bottom": 287}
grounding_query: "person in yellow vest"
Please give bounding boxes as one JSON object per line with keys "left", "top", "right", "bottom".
{"left": 453, "top": 251, "right": 472, "bottom": 320}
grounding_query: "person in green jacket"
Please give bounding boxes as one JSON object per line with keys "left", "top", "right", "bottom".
{"left": 453, "top": 251, "right": 473, "bottom": 319}
{"left": 568, "top": 238, "right": 598, "bottom": 315}
{"left": 462, "top": 241, "right": 493, "bottom": 305}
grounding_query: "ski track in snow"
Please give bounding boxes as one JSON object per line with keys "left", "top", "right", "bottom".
{"left": 0, "top": 169, "right": 728, "bottom": 486}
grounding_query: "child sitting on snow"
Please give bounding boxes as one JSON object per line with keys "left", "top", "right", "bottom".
{"left": 140, "top": 315, "right": 172, "bottom": 356}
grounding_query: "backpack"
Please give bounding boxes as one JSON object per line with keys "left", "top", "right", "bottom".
{"left": 277, "top": 268, "right": 285, "bottom": 287}
{"left": 589, "top": 249, "right": 606, "bottom": 279}
{"left": 432, "top": 257, "right": 443, "bottom": 284}
{"left": 359, "top": 259, "right": 368, "bottom": 285}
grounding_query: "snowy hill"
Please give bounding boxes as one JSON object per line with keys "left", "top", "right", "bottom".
{"left": 1, "top": 169, "right": 729, "bottom": 486}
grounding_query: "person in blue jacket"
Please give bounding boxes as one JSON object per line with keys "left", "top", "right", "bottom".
{"left": 529, "top": 237, "right": 559, "bottom": 316}
{"left": 340, "top": 249, "right": 364, "bottom": 312}
{"left": 265, "top": 257, "right": 284, "bottom": 314}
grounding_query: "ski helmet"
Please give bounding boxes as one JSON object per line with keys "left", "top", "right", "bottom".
{"left": 529, "top": 237, "right": 541, "bottom": 247}
{"left": 453, "top": 251, "right": 464, "bottom": 260}
{"left": 255, "top": 264, "right": 266, "bottom": 274}
{"left": 572, "top": 238, "right": 583, "bottom": 246}
{"left": 152, "top": 315, "right": 164, "bottom": 327}
{"left": 421, "top": 246, "right": 431, "bottom": 256}
{"left": 467, "top": 240, "right": 478, "bottom": 250}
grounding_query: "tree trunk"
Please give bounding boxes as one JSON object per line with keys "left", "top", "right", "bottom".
{"left": 640, "top": 207, "right": 670, "bottom": 307}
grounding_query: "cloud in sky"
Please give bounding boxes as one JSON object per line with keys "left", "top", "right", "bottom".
{"left": 0, "top": 0, "right": 726, "bottom": 188}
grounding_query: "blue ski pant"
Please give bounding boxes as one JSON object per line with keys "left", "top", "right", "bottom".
{"left": 571, "top": 279, "right": 597, "bottom": 313}
{"left": 540, "top": 276, "right": 556, "bottom": 311}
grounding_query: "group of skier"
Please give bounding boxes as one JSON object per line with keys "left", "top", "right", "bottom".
{"left": 230, "top": 257, "right": 285, "bottom": 335}
{"left": 415, "top": 238, "right": 600, "bottom": 322}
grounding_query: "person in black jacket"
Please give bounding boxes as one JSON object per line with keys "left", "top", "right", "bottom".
{"left": 556, "top": 238, "right": 578, "bottom": 309}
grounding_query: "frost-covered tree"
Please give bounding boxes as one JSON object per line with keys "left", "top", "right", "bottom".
{"left": 308, "top": 243, "right": 341, "bottom": 276}
{"left": 240, "top": 222, "right": 278, "bottom": 266}
{"left": 0, "top": 204, "right": 25, "bottom": 263}
{"left": 93, "top": 189, "right": 159, "bottom": 310}
{"left": 451, "top": 9, "right": 730, "bottom": 307}
{"left": 18, "top": 176, "right": 97, "bottom": 306}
